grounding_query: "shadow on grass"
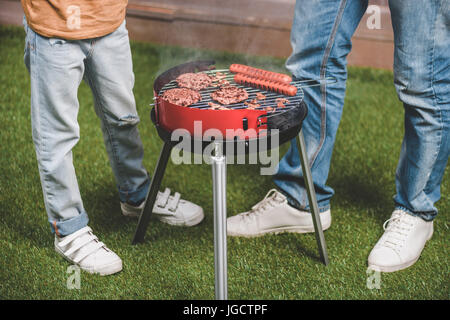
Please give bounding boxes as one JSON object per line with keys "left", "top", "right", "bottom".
{"left": 81, "top": 183, "right": 211, "bottom": 245}
{"left": 331, "top": 173, "right": 394, "bottom": 223}
{"left": 2, "top": 213, "right": 50, "bottom": 248}
{"left": 0, "top": 191, "right": 50, "bottom": 248}
{"left": 291, "top": 239, "right": 325, "bottom": 264}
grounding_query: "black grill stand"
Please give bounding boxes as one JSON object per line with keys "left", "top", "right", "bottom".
{"left": 132, "top": 118, "right": 329, "bottom": 300}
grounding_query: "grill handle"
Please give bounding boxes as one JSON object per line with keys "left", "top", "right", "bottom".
{"left": 150, "top": 107, "right": 157, "bottom": 125}
{"left": 292, "top": 76, "right": 338, "bottom": 88}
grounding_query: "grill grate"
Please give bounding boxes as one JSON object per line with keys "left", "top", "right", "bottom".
{"left": 158, "top": 69, "right": 305, "bottom": 114}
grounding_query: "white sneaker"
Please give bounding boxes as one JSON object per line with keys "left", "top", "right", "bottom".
{"left": 227, "top": 189, "right": 331, "bottom": 237}
{"left": 54, "top": 226, "right": 122, "bottom": 276}
{"left": 121, "top": 187, "right": 204, "bottom": 227}
{"left": 368, "top": 210, "right": 433, "bottom": 272}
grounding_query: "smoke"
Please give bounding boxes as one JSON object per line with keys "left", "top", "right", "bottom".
{"left": 152, "top": 0, "right": 292, "bottom": 77}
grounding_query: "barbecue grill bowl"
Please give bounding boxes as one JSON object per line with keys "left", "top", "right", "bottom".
{"left": 152, "top": 60, "right": 307, "bottom": 155}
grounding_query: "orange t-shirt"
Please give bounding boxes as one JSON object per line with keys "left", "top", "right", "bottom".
{"left": 21, "top": 0, "right": 128, "bottom": 40}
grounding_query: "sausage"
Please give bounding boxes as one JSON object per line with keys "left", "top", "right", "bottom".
{"left": 229, "top": 64, "right": 292, "bottom": 84}
{"left": 230, "top": 64, "right": 292, "bottom": 84}
{"left": 234, "top": 73, "right": 298, "bottom": 96}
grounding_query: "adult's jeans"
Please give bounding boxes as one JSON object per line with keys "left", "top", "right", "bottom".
{"left": 23, "top": 18, "right": 150, "bottom": 236}
{"left": 274, "top": 0, "right": 449, "bottom": 221}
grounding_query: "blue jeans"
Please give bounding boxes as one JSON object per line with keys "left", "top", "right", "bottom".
{"left": 274, "top": 0, "right": 449, "bottom": 221}
{"left": 23, "top": 17, "right": 150, "bottom": 236}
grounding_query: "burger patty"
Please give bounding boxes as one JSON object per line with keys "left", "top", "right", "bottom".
{"left": 161, "top": 88, "right": 202, "bottom": 107}
{"left": 176, "top": 72, "right": 213, "bottom": 90}
{"left": 210, "top": 86, "right": 249, "bottom": 105}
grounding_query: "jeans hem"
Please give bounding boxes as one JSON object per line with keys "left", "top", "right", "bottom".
{"left": 394, "top": 205, "right": 436, "bottom": 222}
{"left": 118, "top": 175, "right": 151, "bottom": 206}
{"left": 49, "top": 211, "right": 89, "bottom": 237}
{"left": 277, "top": 188, "right": 330, "bottom": 213}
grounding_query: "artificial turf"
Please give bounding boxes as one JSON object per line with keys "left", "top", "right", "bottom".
{"left": 0, "top": 25, "right": 448, "bottom": 300}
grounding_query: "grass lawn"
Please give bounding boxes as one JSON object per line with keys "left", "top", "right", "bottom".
{"left": 0, "top": 25, "right": 448, "bottom": 300}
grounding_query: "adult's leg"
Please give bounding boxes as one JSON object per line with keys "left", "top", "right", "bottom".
{"left": 390, "top": 0, "right": 450, "bottom": 220}
{"left": 24, "top": 17, "right": 89, "bottom": 236}
{"left": 367, "top": 1, "right": 448, "bottom": 272}
{"left": 227, "top": 0, "right": 369, "bottom": 238}
{"left": 83, "top": 20, "right": 150, "bottom": 206}
{"left": 273, "top": 0, "right": 369, "bottom": 211}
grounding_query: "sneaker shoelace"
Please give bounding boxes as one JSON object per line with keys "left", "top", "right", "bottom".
{"left": 381, "top": 211, "right": 415, "bottom": 252}
{"left": 240, "top": 189, "right": 284, "bottom": 222}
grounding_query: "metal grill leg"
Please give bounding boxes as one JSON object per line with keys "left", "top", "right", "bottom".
{"left": 211, "top": 142, "right": 228, "bottom": 300}
{"left": 296, "top": 129, "right": 329, "bottom": 265}
{"left": 132, "top": 142, "right": 172, "bottom": 244}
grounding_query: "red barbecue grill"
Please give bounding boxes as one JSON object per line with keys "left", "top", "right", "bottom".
{"left": 132, "top": 60, "right": 330, "bottom": 300}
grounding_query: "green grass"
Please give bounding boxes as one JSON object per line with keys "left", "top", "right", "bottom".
{"left": 0, "top": 25, "right": 448, "bottom": 300}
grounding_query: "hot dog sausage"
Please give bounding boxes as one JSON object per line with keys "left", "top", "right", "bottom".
{"left": 230, "top": 64, "right": 292, "bottom": 84}
{"left": 234, "top": 73, "right": 297, "bottom": 96}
